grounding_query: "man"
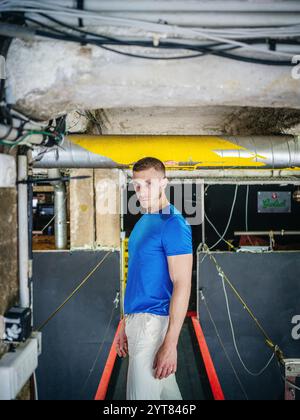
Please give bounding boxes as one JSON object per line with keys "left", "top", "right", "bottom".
{"left": 115, "top": 157, "right": 193, "bottom": 400}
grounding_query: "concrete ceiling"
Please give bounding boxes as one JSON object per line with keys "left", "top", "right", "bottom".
{"left": 6, "top": 36, "right": 300, "bottom": 136}
{"left": 67, "top": 107, "right": 300, "bottom": 136}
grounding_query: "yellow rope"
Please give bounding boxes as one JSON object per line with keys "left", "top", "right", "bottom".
{"left": 37, "top": 251, "right": 113, "bottom": 332}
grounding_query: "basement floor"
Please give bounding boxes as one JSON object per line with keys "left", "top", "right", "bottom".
{"left": 106, "top": 317, "right": 213, "bottom": 400}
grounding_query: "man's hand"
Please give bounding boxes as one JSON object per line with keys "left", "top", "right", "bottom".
{"left": 115, "top": 319, "right": 128, "bottom": 358}
{"left": 153, "top": 342, "right": 177, "bottom": 379}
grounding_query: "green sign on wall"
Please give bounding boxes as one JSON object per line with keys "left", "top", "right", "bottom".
{"left": 258, "top": 191, "right": 291, "bottom": 213}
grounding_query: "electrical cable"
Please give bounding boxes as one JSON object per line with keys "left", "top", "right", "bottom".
{"left": 26, "top": 12, "right": 300, "bottom": 51}
{"left": 34, "top": 11, "right": 126, "bottom": 43}
{"left": 0, "top": 28, "right": 293, "bottom": 65}
{"left": 200, "top": 247, "right": 293, "bottom": 399}
{"left": 80, "top": 294, "right": 119, "bottom": 397}
{"left": 3, "top": 1, "right": 300, "bottom": 50}
{"left": 244, "top": 185, "right": 254, "bottom": 247}
{"left": 0, "top": 9, "right": 65, "bottom": 149}
{"left": 0, "top": 129, "right": 64, "bottom": 147}
{"left": 9, "top": 15, "right": 231, "bottom": 60}
{"left": 203, "top": 246, "right": 285, "bottom": 365}
{"left": 10, "top": 108, "right": 49, "bottom": 127}
{"left": 0, "top": 108, "right": 66, "bottom": 148}
{"left": 0, "top": 1, "right": 299, "bottom": 64}
{"left": 245, "top": 185, "right": 249, "bottom": 232}
{"left": 20, "top": 15, "right": 244, "bottom": 61}
{"left": 200, "top": 290, "right": 249, "bottom": 400}
{"left": 24, "top": 22, "right": 298, "bottom": 65}
{"left": 208, "top": 185, "right": 239, "bottom": 250}
{"left": 35, "top": 11, "right": 291, "bottom": 51}
{"left": 220, "top": 269, "right": 276, "bottom": 377}
{"left": 191, "top": 187, "right": 236, "bottom": 250}
{"left": 205, "top": 213, "right": 236, "bottom": 251}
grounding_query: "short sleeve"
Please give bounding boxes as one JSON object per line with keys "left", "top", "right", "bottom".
{"left": 162, "top": 216, "right": 193, "bottom": 256}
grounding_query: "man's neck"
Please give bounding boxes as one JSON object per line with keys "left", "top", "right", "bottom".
{"left": 147, "top": 197, "right": 170, "bottom": 214}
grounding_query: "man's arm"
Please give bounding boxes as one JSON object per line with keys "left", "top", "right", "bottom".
{"left": 165, "top": 253, "right": 193, "bottom": 345}
{"left": 153, "top": 253, "right": 193, "bottom": 379}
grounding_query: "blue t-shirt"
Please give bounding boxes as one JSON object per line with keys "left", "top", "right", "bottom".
{"left": 124, "top": 203, "right": 193, "bottom": 316}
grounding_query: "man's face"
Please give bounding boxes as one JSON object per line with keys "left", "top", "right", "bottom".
{"left": 132, "top": 168, "right": 167, "bottom": 210}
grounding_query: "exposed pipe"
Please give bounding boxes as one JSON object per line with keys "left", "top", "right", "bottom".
{"left": 82, "top": 13, "right": 300, "bottom": 28}
{"left": 215, "top": 135, "right": 300, "bottom": 168}
{"left": 31, "top": 138, "right": 118, "bottom": 169}
{"left": 22, "top": 17, "right": 300, "bottom": 55}
{"left": 46, "top": 0, "right": 300, "bottom": 13}
{"left": 18, "top": 153, "right": 30, "bottom": 308}
{"left": 235, "top": 231, "right": 300, "bottom": 236}
{"left": 22, "top": 0, "right": 300, "bottom": 28}
{"left": 134, "top": 170, "right": 300, "bottom": 181}
{"left": 25, "top": 11, "right": 300, "bottom": 28}
{"left": 48, "top": 169, "right": 67, "bottom": 250}
{"left": 37, "top": 0, "right": 300, "bottom": 27}
{"left": 0, "top": 123, "right": 43, "bottom": 143}
{"left": 31, "top": 135, "right": 300, "bottom": 170}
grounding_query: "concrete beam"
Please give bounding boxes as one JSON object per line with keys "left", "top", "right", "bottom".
{"left": 82, "top": 107, "right": 300, "bottom": 136}
{"left": 6, "top": 39, "right": 300, "bottom": 120}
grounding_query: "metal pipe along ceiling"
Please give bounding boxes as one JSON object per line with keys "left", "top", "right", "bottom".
{"left": 48, "top": 0, "right": 300, "bottom": 13}
{"left": 75, "top": 13, "right": 300, "bottom": 27}
{"left": 25, "top": 13, "right": 300, "bottom": 28}
{"left": 31, "top": 135, "right": 300, "bottom": 170}
{"left": 48, "top": 168, "right": 68, "bottom": 250}
{"left": 25, "top": 0, "right": 300, "bottom": 27}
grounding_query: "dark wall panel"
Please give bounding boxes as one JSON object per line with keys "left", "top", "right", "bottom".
{"left": 33, "top": 250, "right": 120, "bottom": 400}
{"left": 198, "top": 251, "right": 300, "bottom": 400}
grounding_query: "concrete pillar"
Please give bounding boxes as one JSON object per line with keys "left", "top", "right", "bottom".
{"left": 0, "top": 187, "right": 18, "bottom": 358}
{"left": 70, "top": 168, "right": 95, "bottom": 250}
{"left": 95, "top": 169, "right": 120, "bottom": 249}
{"left": 70, "top": 168, "right": 121, "bottom": 250}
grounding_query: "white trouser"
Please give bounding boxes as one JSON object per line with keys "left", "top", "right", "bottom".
{"left": 125, "top": 312, "right": 183, "bottom": 400}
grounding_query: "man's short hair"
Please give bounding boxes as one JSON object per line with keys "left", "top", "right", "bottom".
{"left": 133, "top": 157, "right": 166, "bottom": 176}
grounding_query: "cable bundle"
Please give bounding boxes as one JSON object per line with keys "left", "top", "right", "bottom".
{"left": 0, "top": 0, "right": 299, "bottom": 65}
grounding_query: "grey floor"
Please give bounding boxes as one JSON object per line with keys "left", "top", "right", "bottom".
{"left": 106, "top": 317, "right": 212, "bottom": 400}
